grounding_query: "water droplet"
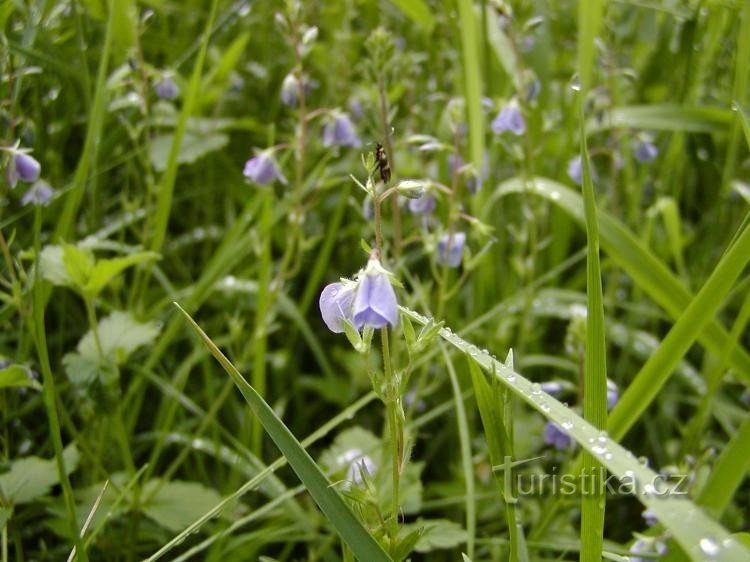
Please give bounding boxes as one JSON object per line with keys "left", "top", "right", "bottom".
{"left": 550, "top": 191, "right": 561, "bottom": 201}
{"left": 541, "top": 404, "right": 550, "bottom": 413}
{"left": 531, "top": 383, "right": 542, "bottom": 395}
{"left": 604, "top": 453, "right": 613, "bottom": 460}
{"left": 643, "top": 483, "right": 656, "bottom": 496}
{"left": 592, "top": 445, "right": 607, "bottom": 455}
{"left": 699, "top": 537, "right": 721, "bottom": 558}
{"left": 562, "top": 420, "right": 573, "bottom": 430}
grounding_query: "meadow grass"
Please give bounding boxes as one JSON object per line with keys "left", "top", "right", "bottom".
{"left": 1, "top": 1, "right": 750, "bottom": 561}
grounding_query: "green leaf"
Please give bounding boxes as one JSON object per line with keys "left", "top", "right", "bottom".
{"left": 62, "top": 244, "right": 95, "bottom": 289}
{"left": 410, "top": 519, "right": 467, "bottom": 552}
{"left": 0, "top": 506, "right": 11, "bottom": 528}
{"left": 84, "top": 252, "right": 160, "bottom": 295}
{"left": 0, "top": 365, "right": 41, "bottom": 390}
{"left": 39, "top": 245, "right": 73, "bottom": 287}
{"left": 484, "top": 6, "right": 522, "bottom": 91}
{"left": 400, "top": 306, "right": 750, "bottom": 562}
{"left": 149, "top": 132, "right": 229, "bottom": 172}
{"left": 387, "top": 0, "right": 435, "bottom": 31}
{"left": 0, "top": 446, "right": 80, "bottom": 505}
{"left": 63, "top": 311, "right": 160, "bottom": 385}
{"left": 175, "top": 303, "right": 392, "bottom": 562}
{"left": 456, "top": 0, "right": 485, "bottom": 178}
{"left": 141, "top": 480, "right": 225, "bottom": 533}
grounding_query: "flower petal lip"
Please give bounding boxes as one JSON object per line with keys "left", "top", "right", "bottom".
{"left": 319, "top": 282, "right": 355, "bottom": 333}
{"left": 352, "top": 267, "right": 398, "bottom": 329}
{"left": 491, "top": 105, "right": 526, "bottom": 136}
{"left": 322, "top": 112, "right": 361, "bottom": 148}
{"left": 243, "top": 152, "right": 287, "bottom": 185}
{"left": 14, "top": 152, "right": 41, "bottom": 183}
{"left": 21, "top": 181, "right": 54, "bottom": 207}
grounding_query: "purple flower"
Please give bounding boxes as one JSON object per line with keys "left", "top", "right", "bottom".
{"left": 634, "top": 140, "right": 658, "bottom": 163}
{"left": 154, "top": 76, "right": 179, "bottom": 100}
{"left": 322, "top": 112, "right": 361, "bottom": 148}
{"left": 336, "top": 448, "right": 377, "bottom": 486}
{"left": 448, "top": 153, "right": 464, "bottom": 174}
{"left": 319, "top": 281, "right": 356, "bottom": 333}
{"left": 642, "top": 509, "right": 658, "bottom": 527}
{"left": 629, "top": 538, "right": 667, "bottom": 562}
{"left": 352, "top": 260, "right": 398, "bottom": 329}
{"left": 567, "top": 155, "right": 583, "bottom": 185}
{"left": 280, "top": 72, "right": 299, "bottom": 107}
{"left": 526, "top": 79, "right": 541, "bottom": 103}
{"left": 7, "top": 151, "right": 41, "bottom": 188}
{"left": 543, "top": 422, "right": 574, "bottom": 450}
{"left": 437, "top": 231, "right": 466, "bottom": 268}
{"left": 348, "top": 97, "right": 364, "bottom": 121}
{"left": 492, "top": 105, "right": 526, "bottom": 136}
{"left": 607, "top": 379, "right": 619, "bottom": 410}
{"left": 408, "top": 193, "right": 436, "bottom": 215}
{"left": 21, "top": 181, "right": 54, "bottom": 207}
{"left": 243, "top": 151, "right": 287, "bottom": 185}
{"left": 362, "top": 196, "right": 375, "bottom": 220}
{"left": 540, "top": 381, "right": 564, "bottom": 396}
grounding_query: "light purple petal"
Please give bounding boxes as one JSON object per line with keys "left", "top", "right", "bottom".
{"left": 437, "top": 231, "right": 466, "bottom": 267}
{"left": 352, "top": 270, "right": 398, "bottom": 329}
{"left": 244, "top": 153, "right": 287, "bottom": 185}
{"left": 319, "top": 282, "right": 355, "bottom": 333}
{"left": 14, "top": 152, "right": 41, "bottom": 183}
{"left": 492, "top": 106, "right": 526, "bottom": 136}
{"left": 323, "top": 113, "right": 361, "bottom": 148}
{"left": 408, "top": 193, "right": 436, "bottom": 215}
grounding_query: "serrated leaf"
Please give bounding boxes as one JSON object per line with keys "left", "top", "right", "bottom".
{"left": 150, "top": 132, "right": 229, "bottom": 172}
{"left": 141, "top": 480, "right": 224, "bottom": 533}
{"left": 84, "top": 252, "right": 159, "bottom": 295}
{"left": 0, "top": 365, "right": 41, "bottom": 390}
{"left": 0, "top": 446, "right": 79, "bottom": 505}
{"left": 63, "top": 312, "right": 160, "bottom": 385}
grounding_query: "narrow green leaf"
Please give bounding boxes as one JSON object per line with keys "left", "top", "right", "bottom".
{"left": 495, "top": 177, "right": 750, "bottom": 384}
{"left": 586, "top": 105, "right": 732, "bottom": 135}
{"left": 388, "top": 0, "right": 435, "bottom": 31}
{"left": 400, "top": 306, "right": 750, "bottom": 562}
{"left": 456, "top": 0, "right": 485, "bottom": 177}
{"left": 174, "top": 304, "right": 391, "bottom": 562}
{"left": 0, "top": 365, "right": 41, "bottom": 390}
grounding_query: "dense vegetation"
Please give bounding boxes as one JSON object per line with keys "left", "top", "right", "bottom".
{"left": 1, "top": 0, "right": 750, "bottom": 560}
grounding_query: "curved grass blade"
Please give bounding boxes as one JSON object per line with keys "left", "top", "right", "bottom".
{"left": 174, "top": 304, "right": 391, "bottom": 562}
{"left": 400, "top": 307, "right": 750, "bottom": 562}
{"left": 586, "top": 105, "right": 732, "bottom": 135}
{"left": 496, "top": 177, "right": 750, "bottom": 384}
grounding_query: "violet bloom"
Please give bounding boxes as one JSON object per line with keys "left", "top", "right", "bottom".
{"left": 448, "top": 153, "right": 463, "bottom": 174}
{"left": 543, "top": 422, "right": 574, "bottom": 451}
{"left": 280, "top": 72, "right": 299, "bottom": 107}
{"left": 567, "top": 155, "right": 583, "bottom": 185}
{"left": 606, "top": 379, "right": 619, "bottom": 410}
{"left": 21, "top": 181, "right": 54, "bottom": 207}
{"left": 492, "top": 104, "right": 526, "bottom": 136}
{"left": 540, "top": 381, "right": 564, "bottom": 396}
{"left": 322, "top": 112, "right": 361, "bottom": 148}
{"left": 437, "top": 231, "right": 466, "bottom": 268}
{"left": 154, "top": 76, "right": 179, "bottom": 100}
{"left": 629, "top": 538, "right": 667, "bottom": 562}
{"left": 352, "top": 259, "right": 398, "bottom": 329}
{"left": 243, "top": 151, "right": 287, "bottom": 185}
{"left": 362, "top": 196, "right": 374, "bottom": 220}
{"left": 7, "top": 151, "right": 41, "bottom": 188}
{"left": 319, "top": 281, "right": 356, "bottom": 333}
{"left": 408, "top": 193, "right": 436, "bottom": 215}
{"left": 634, "top": 140, "right": 658, "bottom": 163}
{"left": 336, "top": 448, "right": 377, "bottom": 486}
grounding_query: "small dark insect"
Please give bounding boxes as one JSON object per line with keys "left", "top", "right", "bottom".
{"left": 374, "top": 142, "right": 391, "bottom": 184}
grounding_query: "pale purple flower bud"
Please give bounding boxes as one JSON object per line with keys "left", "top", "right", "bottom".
{"left": 607, "top": 379, "right": 619, "bottom": 410}
{"left": 543, "top": 422, "right": 574, "bottom": 450}
{"left": 362, "top": 196, "right": 375, "bottom": 220}
{"left": 492, "top": 105, "right": 526, "bottom": 136}
{"left": 322, "top": 112, "right": 361, "bottom": 148}
{"left": 408, "top": 193, "right": 436, "bottom": 215}
{"left": 629, "top": 538, "right": 667, "bottom": 562}
{"left": 642, "top": 509, "right": 658, "bottom": 527}
{"left": 634, "top": 140, "right": 658, "bottom": 163}
{"left": 243, "top": 151, "right": 287, "bottom": 185}
{"left": 280, "top": 72, "right": 299, "bottom": 107}
{"left": 567, "top": 155, "right": 583, "bottom": 185}
{"left": 437, "top": 231, "right": 466, "bottom": 268}
{"left": 319, "top": 281, "right": 356, "bottom": 333}
{"left": 7, "top": 151, "right": 41, "bottom": 187}
{"left": 348, "top": 97, "right": 364, "bottom": 121}
{"left": 448, "top": 153, "right": 463, "bottom": 174}
{"left": 352, "top": 260, "right": 398, "bottom": 329}
{"left": 336, "top": 448, "right": 377, "bottom": 486}
{"left": 526, "top": 79, "right": 541, "bottom": 102}
{"left": 540, "top": 381, "right": 564, "bottom": 396}
{"left": 154, "top": 76, "right": 179, "bottom": 100}
{"left": 21, "top": 181, "right": 54, "bottom": 207}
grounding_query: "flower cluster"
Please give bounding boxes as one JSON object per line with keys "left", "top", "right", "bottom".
{"left": 319, "top": 257, "right": 398, "bottom": 333}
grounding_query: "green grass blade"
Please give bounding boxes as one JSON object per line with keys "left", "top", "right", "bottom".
{"left": 495, "top": 177, "right": 750, "bottom": 384}
{"left": 440, "top": 344, "right": 475, "bottom": 559}
{"left": 174, "top": 304, "right": 391, "bottom": 562}
{"left": 400, "top": 307, "right": 750, "bottom": 562}
{"left": 456, "top": 0, "right": 485, "bottom": 179}
{"left": 577, "top": 105, "right": 608, "bottom": 562}
{"left": 609, "top": 214, "right": 750, "bottom": 441}
{"left": 147, "top": 0, "right": 219, "bottom": 254}
{"left": 586, "top": 105, "right": 732, "bottom": 134}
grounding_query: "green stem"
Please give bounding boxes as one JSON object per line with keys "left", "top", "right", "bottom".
{"left": 381, "top": 327, "right": 401, "bottom": 544}
{"left": 31, "top": 208, "right": 89, "bottom": 562}
{"left": 2, "top": 523, "right": 7, "bottom": 562}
